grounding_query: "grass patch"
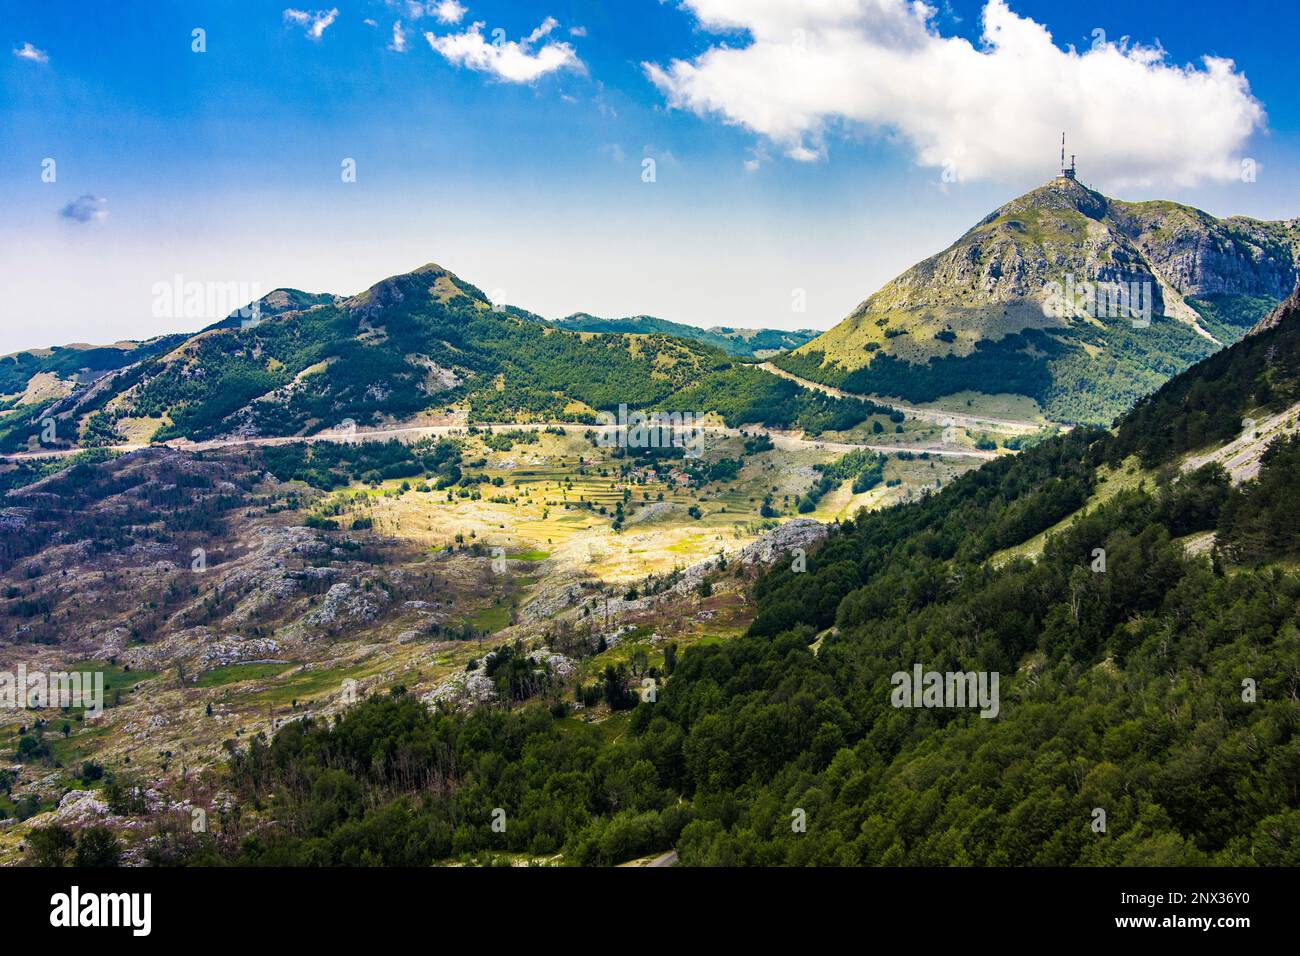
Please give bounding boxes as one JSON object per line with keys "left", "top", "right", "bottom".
{"left": 43, "top": 723, "right": 112, "bottom": 768}
{"left": 245, "top": 662, "right": 375, "bottom": 707}
{"left": 65, "top": 660, "right": 159, "bottom": 707}
{"left": 195, "top": 661, "right": 296, "bottom": 688}
{"left": 465, "top": 602, "right": 512, "bottom": 633}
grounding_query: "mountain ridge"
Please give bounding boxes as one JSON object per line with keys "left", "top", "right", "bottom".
{"left": 551, "top": 313, "right": 817, "bottom": 358}
{"left": 0, "top": 262, "right": 880, "bottom": 454}
{"left": 776, "top": 175, "right": 1300, "bottom": 424}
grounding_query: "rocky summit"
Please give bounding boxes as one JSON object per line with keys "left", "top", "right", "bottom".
{"left": 776, "top": 175, "right": 1300, "bottom": 424}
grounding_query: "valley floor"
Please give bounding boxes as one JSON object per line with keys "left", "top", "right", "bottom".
{"left": 0, "top": 424, "right": 981, "bottom": 862}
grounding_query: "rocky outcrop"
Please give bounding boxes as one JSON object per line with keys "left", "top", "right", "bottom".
{"left": 306, "top": 580, "right": 392, "bottom": 629}
{"left": 1249, "top": 281, "right": 1300, "bottom": 336}
{"left": 198, "top": 636, "right": 284, "bottom": 668}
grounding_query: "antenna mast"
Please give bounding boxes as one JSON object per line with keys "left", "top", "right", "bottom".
{"left": 1060, "top": 133, "right": 1077, "bottom": 181}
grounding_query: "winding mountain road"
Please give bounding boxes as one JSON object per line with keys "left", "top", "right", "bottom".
{"left": 758, "top": 362, "right": 1062, "bottom": 435}
{"left": 1, "top": 419, "right": 999, "bottom": 463}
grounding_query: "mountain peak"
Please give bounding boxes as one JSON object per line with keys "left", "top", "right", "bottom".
{"left": 405, "top": 261, "right": 452, "bottom": 276}
{"left": 777, "top": 178, "right": 1299, "bottom": 425}
{"left": 213, "top": 288, "right": 336, "bottom": 331}
{"left": 983, "top": 176, "right": 1109, "bottom": 225}
{"left": 344, "top": 262, "right": 490, "bottom": 316}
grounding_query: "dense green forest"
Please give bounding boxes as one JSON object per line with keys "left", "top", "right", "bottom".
{"left": 118, "top": 296, "right": 1300, "bottom": 867}
{"left": 260, "top": 439, "right": 463, "bottom": 491}
{"left": 776, "top": 286, "right": 1290, "bottom": 427}
{"left": 775, "top": 311, "right": 1228, "bottom": 426}
{"left": 1105, "top": 299, "right": 1300, "bottom": 467}
{"left": 1186, "top": 293, "right": 1280, "bottom": 346}
{"left": 665, "top": 365, "right": 888, "bottom": 434}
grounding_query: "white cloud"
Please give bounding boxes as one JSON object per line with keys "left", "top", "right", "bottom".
{"left": 13, "top": 41, "right": 48, "bottom": 63}
{"left": 569, "top": 25, "right": 588, "bottom": 38}
{"left": 283, "top": 8, "right": 339, "bottom": 41}
{"left": 382, "top": 2, "right": 464, "bottom": 22}
{"left": 645, "top": 0, "right": 1265, "bottom": 186}
{"left": 526, "top": 17, "right": 559, "bottom": 44}
{"left": 433, "top": 1, "right": 467, "bottom": 24}
{"left": 390, "top": 21, "right": 409, "bottom": 52}
{"left": 425, "top": 18, "right": 583, "bottom": 83}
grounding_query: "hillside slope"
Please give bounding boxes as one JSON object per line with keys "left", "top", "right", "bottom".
{"left": 111, "top": 243, "right": 1300, "bottom": 868}
{"left": 777, "top": 176, "right": 1299, "bottom": 425}
{"left": 552, "top": 313, "right": 816, "bottom": 358}
{"left": 1, "top": 264, "right": 877, "bottom": 453}
{"left": 0, "top": 337, "right": 187, "bottom": 449}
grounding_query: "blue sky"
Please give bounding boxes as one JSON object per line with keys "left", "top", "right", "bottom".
{"left": 2, "top": 0, "right": 1298, "bottom": 353}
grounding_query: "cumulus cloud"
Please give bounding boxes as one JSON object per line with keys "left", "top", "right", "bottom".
{"left": 390, "top": 20, "right": 409, "bottom": 52}
{"left": 644, "top": 0, "right": 1265, "bottom": 186}
{"left": 433, "top": 1, "right": 467, "bottom": 24}
{"left": 59, "top": 195, "right": 108, "bottom": 224}
{"left": 283, "top": 8, "right": 339, "bottom": 40}
{"left": 13, "top": 41, "right": 48, "bottom": 63}
{"left": 425, "top": 17, "right": 583, "bottom": 83}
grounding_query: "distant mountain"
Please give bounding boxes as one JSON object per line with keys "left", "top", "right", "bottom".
{"left": 776, "top": 175, "right": 1300, "bottom": 424}
{"left": 1, "top": 338, "right": 185, "bottom": 397}
{"left": 1, "top": 263, "right": 875, "bottom": 453}
{"left": 0, "top": 336, "right": 186, "bottom": 439}
{"left": 208, "top": 288, "right": 339, "bottom": 329}
{"left": 552, "top": 313, "right": 817, "bottom": 358}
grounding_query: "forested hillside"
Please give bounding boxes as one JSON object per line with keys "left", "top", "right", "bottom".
{"left": 552, "top": 313, "right": 816, "bottom": 358}
{"left": 4, "top": 265, "right": 872, "bottom": 452}
{"left": 138, "top": 280, "right": 1300, "bottom": 868}
{"left": 0, "top": 336, "right": 185, "bottom": 452}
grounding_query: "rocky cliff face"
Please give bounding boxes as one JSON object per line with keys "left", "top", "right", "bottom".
{"left": 1111, "top": 204, "right": 1299, "bottom": 299}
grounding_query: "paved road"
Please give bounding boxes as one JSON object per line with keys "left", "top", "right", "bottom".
{"left": 758, "top": 362, "right": 1060, "bottom": 435}
{"left": 2, "top": 419, "right": 999, "bottom": 462}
